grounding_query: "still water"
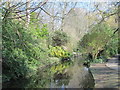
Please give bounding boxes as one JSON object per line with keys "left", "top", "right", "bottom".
{"left": 3, "top": 56, "right": 95, "bottom": 88}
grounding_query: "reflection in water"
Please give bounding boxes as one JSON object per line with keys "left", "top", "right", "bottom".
{"left": 3, "top": 56, "right": 95, "bottom": 88}
{"left": 52, "top": 58, "right": 95, "bottom": 88}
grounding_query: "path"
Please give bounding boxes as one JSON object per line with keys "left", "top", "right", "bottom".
{"left": 90, "top": 54, "right": 120, "bottom": 88}
{"left": 106, "top": 54, "right": 120, "bottom": 71}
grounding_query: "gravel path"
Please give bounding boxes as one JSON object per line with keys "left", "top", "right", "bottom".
{"left": 106, "top": 54, "right": 120, "bottom": 71}
{"left": 90, "top": 63, "right": 119, "bottom": 88}
{"left": 90, "top": 54, "right": 120, "bottom": 88}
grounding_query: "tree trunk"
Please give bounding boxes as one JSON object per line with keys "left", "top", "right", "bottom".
{"left": 51, "top": 3, "right": 55, "bottom": 31}
{"left": 60, "top": 2, "right": 67, "bottom": 31}
{"left": 26, "top": 0, "right": 30, "bottom": 27}
{"left": 94, "top": 53, "right": 98, "bottom": 59}
{"left": 92, "top": 52, "right": 98, "bottom": 60}
{"left": 6, "top": 0, "right": 11, "bottom": 8}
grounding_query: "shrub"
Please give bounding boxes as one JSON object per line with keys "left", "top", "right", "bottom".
{"left": 101, "top": 33, "right": 118, "bottom": 58}
{"left": 92, "top": 59, "right": 104, "bottom": 63}
{"left": 48, "top": 46, "right": 71, "bottom": 58}
{"left": 51, "top": 31, "right": 69, "bottom": 46}
{"left": 77, "top": 23, "right": 113, "bottom": 60}
{"left": 2, "top": 16, "right": 49, "bottom": 81}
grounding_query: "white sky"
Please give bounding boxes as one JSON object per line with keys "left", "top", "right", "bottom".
{"left": 3, "top": 0, "right": 120, "bottom": 3}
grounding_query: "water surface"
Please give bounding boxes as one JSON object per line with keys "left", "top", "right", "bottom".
{"left": 3, "top": 56, "right": 95, "bottom": 88}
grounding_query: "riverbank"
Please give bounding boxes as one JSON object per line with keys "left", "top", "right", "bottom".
{"left": 90, "top": 63, "right": 119, "bottom": 88}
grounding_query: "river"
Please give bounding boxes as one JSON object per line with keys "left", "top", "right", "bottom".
{"left": 3, "top": 56, "right": 95, "bottom": 88}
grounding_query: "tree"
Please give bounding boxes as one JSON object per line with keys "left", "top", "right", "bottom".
{"left": 36, "top": 2, "right": 77, "bottom": 31}
{"left": 78, "top": 23, "right": 113, "bottom": 59}
{"left": 26, "top": 0, "right": 30, "bottom": 27}
{"left": 90, "top": 2, "right": 119, "bottom": 30}
{"left": 51, "top": 31, "right": 69, "bottom": 46}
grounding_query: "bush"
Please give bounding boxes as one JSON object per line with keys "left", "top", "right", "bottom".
{"left": 2, "top": 16, "right": 49, "bottom": 81}
{"left": 101, "top": 33, "right": 118, "bottom": 58}
{"left": 92, "top": 59, "right": 104, "bottom": 63}
{"left": 48, "top": 46, "right": 71, "bottom": 58}
{"left": 51, "top": 31, "right": 69, "bottom": 46}
{"left": 77, "top": 23, "right": 113, "bottom": 60}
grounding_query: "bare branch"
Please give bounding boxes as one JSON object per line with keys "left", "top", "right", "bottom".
{"left": 30, "top": 0, "right": 48, "bottom": 13}
{"left": 65, "top": 2, "right": 77, "bottom": 16}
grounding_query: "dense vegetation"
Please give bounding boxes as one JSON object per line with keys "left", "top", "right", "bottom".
{"left": 50, "top": 31, "right": 69, "bottom": 47}
{"left": 77, "top": 23, "right": 118, "bottom": 63}
{"left": 2, "top": 7, "right": 72, "bottom": 81}
{"left": 2, "top": 16, "right": 47, "bottom": 81}
{"left": 2, "top": 1, "right": 119, "bottom": 85}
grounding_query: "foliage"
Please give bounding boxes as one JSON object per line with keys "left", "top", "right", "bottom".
{"left": 48, "top": 46, "right": 71, "bottom": 59}
{"left": 29, "top": 13, "right": 49, "bottom": 39}
{"left": 51, "top": 30, "right": 69, "bottom": 46}
{"left": 2, "top": 11, "right": 49, "bottom": 82}
{"left": 77, "top": 23, "right": 114, "bottom": 60}
{"left": 100, "top": 33, "right": 118, "bottom": 59}
{"left": 92, "top": 59, "right": 104, "bottom": 63}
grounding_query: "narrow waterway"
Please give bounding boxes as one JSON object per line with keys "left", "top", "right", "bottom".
{"left": 3, "top": 56, "right": 95, "bottom": 88}
{"left": 51, "top": 57, "right": 95, "bottom": 88}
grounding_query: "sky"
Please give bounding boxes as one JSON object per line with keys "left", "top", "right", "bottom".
{"left": 2, "top": 0, "right": 118, "bottom": 30}
{"left": 3, "top": 0, "right": 120, "bottom": 3}
{"left": 3, "top": 0, "right": 119, "bottom": 11}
